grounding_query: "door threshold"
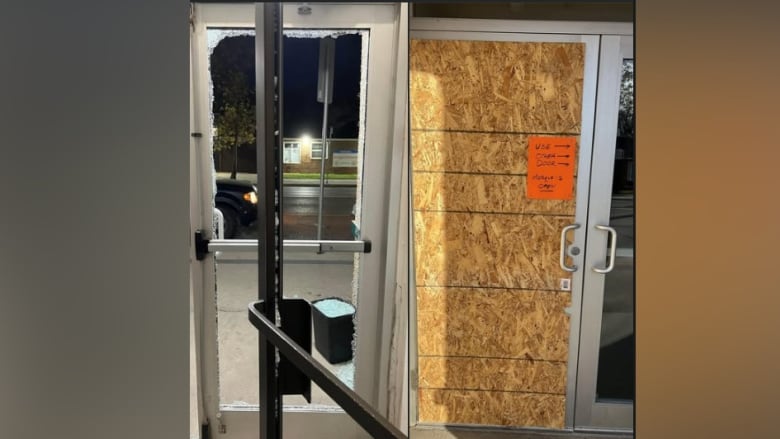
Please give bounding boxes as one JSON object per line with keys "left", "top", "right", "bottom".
{"left": 410, "top": 424, "right": 633, "bottom": 439}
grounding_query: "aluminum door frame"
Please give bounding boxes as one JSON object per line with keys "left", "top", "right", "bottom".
{"left": 574, "top": 34, "right": 634, "bottom": 432}
{"left": 190, "top": 3, "right": 407, "bottom": 437}
{"left": 407, "top": 21, "right": 604, "bottom": 430}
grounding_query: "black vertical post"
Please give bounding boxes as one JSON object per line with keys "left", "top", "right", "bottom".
{"left": 256, "top": 3, "right": 283, "bottom": 439}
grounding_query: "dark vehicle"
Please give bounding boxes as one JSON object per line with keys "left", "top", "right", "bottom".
{"left": 216, "top": 179, "right": 258, "bottom": 238}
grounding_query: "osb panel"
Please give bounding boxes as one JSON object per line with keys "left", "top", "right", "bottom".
{"left": 413, "top": 212, "right": 574, "bottom": 290}
{"left": 413, "top": 172, "right": 575, "bottom": 216}
{"left": 418, "top": 356, "right": 567, "bottom": 394}
{"left": 410, "top": 39, "right": 584, "bottom": 133}
{"left": 416, "top": 287, "right": 570, "bottom": 361}
{"left": 411, "top": 131, "right": 530, "bottom": 174}
{"left": 418, "top": 388, "right": 565, "bottom": 429}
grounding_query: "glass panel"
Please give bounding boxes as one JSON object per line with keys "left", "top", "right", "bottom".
{"left": 214, "top": 254, "right": 359, "bottom": 407}
{"left": 209, "top": 27, "right": 368, "bottom": 409}
{"left": 595, "top": 59, "right": 634, "bottom": 402}
{"left": 209, "top": 30, "right": 258, "bottom": 240}
{"left": 282, "top": 32, "right": 363, "bottom": 242}
{"left": 281, "top": 31, "right": 366, "bottom": 407}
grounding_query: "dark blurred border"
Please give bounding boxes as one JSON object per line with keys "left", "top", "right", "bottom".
{"left": 0, "top": 1, "right": 190, "bottom": 438}
{"left": 637, "top": 0, "right": 780, "bottom": 438}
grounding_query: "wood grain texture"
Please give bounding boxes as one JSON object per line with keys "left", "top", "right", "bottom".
{"left": 418, "top": 356, "right": 567, "bottom": 394}
{"left": 416, "top": 287, "right": 571, "bottom": 361}
{"left": 413, "top": 172, "right": 575, "bottom": 215}
{"left": 410, "top": 39, "right": 584, "bottom": 133}
{"left": 418, "top": 388, "right": 565, "bottom": 428}
{"left": 411, "top": 131, "right": 580, "bottom": 175}
{"left": 411, "top": 131, "right": 529, "bottom": 174}
{"left": 413, "top": 211, "right": 574, "bottom": 290}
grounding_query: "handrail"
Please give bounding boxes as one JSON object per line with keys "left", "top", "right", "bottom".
{"left": 193, "top": 232, "right": 372, "bottom": 261}
{"left": 248, "top": 301, "right": 407, "bottom": 439}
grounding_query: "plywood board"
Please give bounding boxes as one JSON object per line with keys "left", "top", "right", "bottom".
{"left": 416, "top": 287, "right": 571, "bottom": 361}
{"left": 418, "top": 388, "right": 565, "bottom": 429}
{"left": 410, "top": 101, "right": 582, "bottom": 134}
{"left": 410, "top": 37, "right": 587, "bottom": 430}
{"left": 411, "top": 131, "right": 580, "bottom": 175}
{"left": 410, "top": 39, "right": 584, "bottom": 133}
{"left": 413, "top": 172, "right": 575, "bottom": 215}
{"left": 411, "top": 131, "right": 530, "bottom": 174}
{"left": 410, "top": 40, "right": 585, "bottom": 105}
{"left": 418, "top": 356, "right": 567, "bottom": 395}
{"left": 413, "top": 212, "right": 575, "bottom": 290}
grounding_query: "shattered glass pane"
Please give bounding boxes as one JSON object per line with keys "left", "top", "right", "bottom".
{"left": 207, "top": 27, "right": 369, "bottom": 410}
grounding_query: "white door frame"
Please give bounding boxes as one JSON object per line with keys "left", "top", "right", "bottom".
{"left": 407, "top": 16, "right": 631, "bottom": 432}
{"left": 190, "top": 3, "right": 407, "bottom": 437}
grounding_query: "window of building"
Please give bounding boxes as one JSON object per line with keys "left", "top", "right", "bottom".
{"left": 283, "top": 141, "right": 301, "bottom": 164}
{"left": 311, "top": 141, "right": 329, "bottom": 160}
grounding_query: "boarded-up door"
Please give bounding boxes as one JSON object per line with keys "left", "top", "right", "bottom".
{"left": 411, "top": 37, "right": 586, "bottom": 429}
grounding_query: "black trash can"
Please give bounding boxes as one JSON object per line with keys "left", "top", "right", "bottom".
{"left": 311, "top": 297, "right": 355, "bottom": 364}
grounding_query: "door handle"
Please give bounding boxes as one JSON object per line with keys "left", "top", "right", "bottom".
{"left": 593, "top": 225, "right": 617, "bottom": 274}
{"left": 559, "top": 224, "right": 580, "bottom": 272}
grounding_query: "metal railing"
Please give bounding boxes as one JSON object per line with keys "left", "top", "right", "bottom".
{"left": 246, "top": 3, "right": 404, "bottom": 438}
{"left": 248, "top": 302, "right": 407, "bottom": 439}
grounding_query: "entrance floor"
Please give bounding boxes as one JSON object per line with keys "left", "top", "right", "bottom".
{"left": 411, "top": 426, "right": 633, "bottom": 439}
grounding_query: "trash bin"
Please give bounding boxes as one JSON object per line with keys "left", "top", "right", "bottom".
{"left": 311, "top": 297, "right": 355, "bottom": 364}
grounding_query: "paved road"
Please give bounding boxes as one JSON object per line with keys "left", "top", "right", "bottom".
{"left": 236, "top": 185, "right": 357, "bottom": 240}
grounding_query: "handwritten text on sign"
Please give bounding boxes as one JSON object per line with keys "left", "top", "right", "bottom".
{"left": 527, "top": 136, "right": 577, "bottom": 200}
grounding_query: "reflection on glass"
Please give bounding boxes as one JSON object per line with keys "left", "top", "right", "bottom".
{"left": 596, "top": 59, "right": 634, "bottom": 402}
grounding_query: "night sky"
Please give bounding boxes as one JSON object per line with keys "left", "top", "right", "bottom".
{"left": 210, "top": 33, "right": 363, "bottom": 140}
{"left": 283, "top": 34, "right": 362, "bottom": 139}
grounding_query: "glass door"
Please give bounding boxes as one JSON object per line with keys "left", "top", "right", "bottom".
{"left": 190, "top": 3, "right": 405, "bottom": 438}
{"left": 574, "top": 34, "right": 634, "bottom": 431}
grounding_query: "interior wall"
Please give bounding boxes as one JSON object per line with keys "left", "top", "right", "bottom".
{"left": 410, "top": 38, "right": 585, "bottom": 428}
{"left": 0, "top": 1, "right": 190, "bottom": 438}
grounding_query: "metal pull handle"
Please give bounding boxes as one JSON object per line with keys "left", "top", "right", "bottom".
{"left": 559, "top": 224, "right": 580, "bottom": 272}
{"left": 593, "top": 225, "right": 617, "bottom": 274}
{"left": 193, "top": 231, "right": 374, "bottom": 261}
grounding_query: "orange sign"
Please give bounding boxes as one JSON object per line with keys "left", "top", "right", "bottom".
{"left": 527, "top": 136, "right": 577, "bottom": 200}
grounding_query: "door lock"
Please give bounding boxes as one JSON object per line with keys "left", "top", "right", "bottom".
{"left": 567, "top": 246, "right": 581, "bottom": 257}
{"left": 559, "top": 224, "right": 581, "bottom": 272}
